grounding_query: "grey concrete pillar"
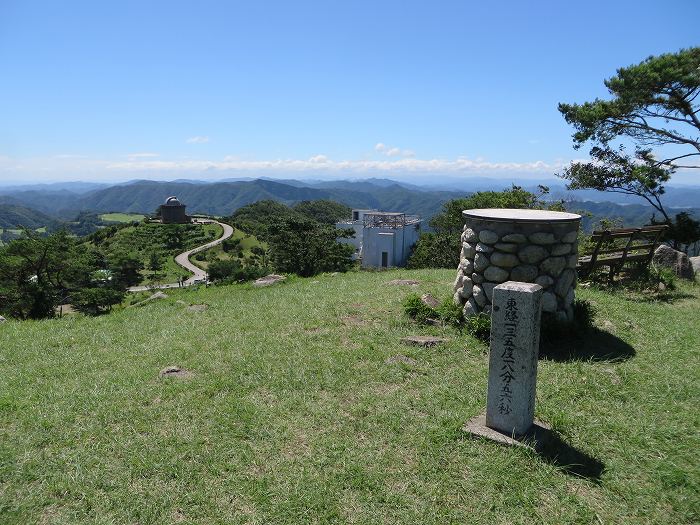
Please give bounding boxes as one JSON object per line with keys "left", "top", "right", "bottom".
{"left": 485, "top": 281, "right": 543, "bottom": 436}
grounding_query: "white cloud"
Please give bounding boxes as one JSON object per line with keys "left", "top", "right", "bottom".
{"left": 186, "top": 136, "right": 210, "bottom": 144}
{"left": 376, "top": 142, "right": 416, "bottom": 158}
{"left": 0, "top": 152, "right": 579, "bottom": 183}
{"left": 103, "top": 155, "right": 565, "bottom": 174}
{"left": 126, "top": 152, "right": 159, "bottom": 159}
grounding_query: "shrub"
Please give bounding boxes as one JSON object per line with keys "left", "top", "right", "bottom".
{"left": 436, "top": 298, "right": 464, "bottom": 328}
{"left": 208, "top": 259, "right": 268, "bottom": 283}
{"left": 402, "top": 293, "right": 437, "bottom": 324}
{"left": 465, "top": 313, "right": 491, "bottom": 343}
{"left": 541, "top": 298, "right": 596, "bottom": 343}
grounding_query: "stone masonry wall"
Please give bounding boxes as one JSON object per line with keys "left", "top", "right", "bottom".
{"left": 453, "top": 216, "right": 580, "bottom": 322}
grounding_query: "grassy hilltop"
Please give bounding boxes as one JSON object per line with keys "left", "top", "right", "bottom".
{"left": 1, "top": 269, "right": 698, "bottom": 524}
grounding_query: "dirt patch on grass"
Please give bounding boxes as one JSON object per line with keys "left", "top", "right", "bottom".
{"left": 341, "top": 314, "right": 367, "bottom": 327}
{"left": 386, "top": 354, "right": 418, "bottom": 366}
{"left": 386, "top": 279, "right": 420, "bottom": 286}
{"left": 159, "top": 366, "right": 194, "bottom": 379}
{"left": 186, "top": 304, "right": 208, "bottom": 312}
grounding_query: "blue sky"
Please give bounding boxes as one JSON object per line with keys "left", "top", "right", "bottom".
{"left": 0, "top": 0, "right": 698, "bottom": 184}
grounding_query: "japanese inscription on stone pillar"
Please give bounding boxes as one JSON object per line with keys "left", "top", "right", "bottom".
{"left": 486, "top": 281, "right": 543, "bottom": 436}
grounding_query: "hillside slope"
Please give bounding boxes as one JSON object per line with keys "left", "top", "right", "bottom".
{"left": 0, "top": 199, "right": 58, "bottom": 229}
{"left": 1, "top": 270, "right": 698, "bottom": 524}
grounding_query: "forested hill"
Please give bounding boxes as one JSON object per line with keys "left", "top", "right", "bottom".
{"left": 1, "top": 179, "right": 465, "bottom": 220}
{"left": 0, "top": 198, "right": 59, "bottom": 229}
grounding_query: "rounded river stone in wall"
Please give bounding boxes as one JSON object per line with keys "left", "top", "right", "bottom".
{"left": 464, "top": 297, "right": 478, "bottom": 317}
{"left": 461, "top": 277, "right": 474, "bottom": 297}
{"left": 463, "top": 228, "right": 478, "bottom": 242}
{"left": 502, "top": 233, "right": 527, "bottom": 243}
{"left": 562, "top": 230, "right": 578, "bottom": 243}
{"left": 462, "top": 243, "right": 476, "bottom": 259}
{"left": 476, "top": 242, "right": 494, "bottom": 254}
{"left": 472, "top": 285, "right": 486, "bottom": 307}
{"left": 461, "top": 259, "right": 474, "bottom": 274}
{"left": 540, "top": 256, "right": 567, "bottom": 277}
{"left": 518, "top": 245, "right": 549, "bottom": 264}
{"left": 474, "top": 253, "right": 490, "bottom": 272}
{"left": 490, "top": 252, "right": 520, "bottom": 268}
{"left": 494, "top": 242, "right": 518, "bottom": 253}
{"left": 529, "top": 232, "right": 556, "bottom": 245}
{"left": 472, "top": 272, "right": 484, "bottom": 284}
{"left": 555, "top": 268, "right": 576, "bottom": 297}
{"left": 551, "top": 243, "right": 572, "bottom": 256}
{"left": 478, "top": 229, "right": 500, "bottom": 244}
{"left": 484, "top": 265, "right": 510, "bottom": 283}
{"left": 535, "top": 275, "right": 554, "bottom": 287}
{"left": 481, "top": 282, "right": 497, "bottom": 301}
{"left": 511, "top": 264, "right": 538, "bottom": 282}
{"left": 542, "top": 291, "right": 558, "bottom": 312}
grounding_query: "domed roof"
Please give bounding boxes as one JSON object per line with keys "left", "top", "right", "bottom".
{"left": 164, "top": 196, "right": 183, "bottom": 206}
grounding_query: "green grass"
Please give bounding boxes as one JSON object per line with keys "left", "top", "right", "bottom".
{"left": 100, "top": 212, "right": 146, "bottom": 223}
{"left": 1, "top": 269, "right": 698, "bottom": 524}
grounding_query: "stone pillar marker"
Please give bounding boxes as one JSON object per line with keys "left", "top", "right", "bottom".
{"left": 486, "top": 281, "right": 543, "bottom": 436}
{"left": 464, "top": 280, "right": 551, "bottom": 450}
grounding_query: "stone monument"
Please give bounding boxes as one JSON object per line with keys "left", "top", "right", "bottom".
{"left": 464, "top": 281, "right": 551, "bottom": 449}
{"left": 454, "top": 208, "right": 581, "bottom": 322}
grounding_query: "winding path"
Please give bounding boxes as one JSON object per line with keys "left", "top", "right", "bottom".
{"left": 128, "top": 219, "right": 234, "bottom": 292}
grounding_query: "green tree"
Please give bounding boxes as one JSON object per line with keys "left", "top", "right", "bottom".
{"left": 148, "top": 252, "right": 163, "bottom": 277}
{"left": 0, "top": 231, "right": 102, "bottom": 319}
{"left": 230, "top": 200, "right": 304, "bottom": 241}
{"left": 108, "top": 252, "right": 144, "bottom": 287}
{"left": 560, "top": 146, "right": 673, "bottom": 221}
{"left": 207, "top": 259, "right": 242, "bottom": 282}
{"left": 652, "top": 211, "right": 700, "bottom": 253}
{"left": 250, "top": 245, "right": 268, "bottom": 266}
{"left": 267, "top": 218, "right": 355, "bottom": 277}
{"left": 407, "top": 186, "right": 558, "bottom": 269}
{"left": 559, "top": 48, "right": 700, "bottom": 249}
{"left": 559, "top": 47, "right": 700, "bottom": 171}
{"left": 292, "top": 200, "right": 352, "bottom": 224}
{"left": 72, "top": 287, "right": 125, "bottom": 316}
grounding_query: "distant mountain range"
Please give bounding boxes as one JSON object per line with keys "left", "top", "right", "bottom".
{"left": 0, "top": 177, "right": 698, "bottom": 233}
{"left": 0, "top": 179, "right": 466, "bottom": 220}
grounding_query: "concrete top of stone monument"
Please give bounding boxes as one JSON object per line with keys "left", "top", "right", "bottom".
{"left": 462, "top": 208, "right": 581, "bottom": 223}
{"left": 494, "top": 281, "right": 543, "bottom": 294}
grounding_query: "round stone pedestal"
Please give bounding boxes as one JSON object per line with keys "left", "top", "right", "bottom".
{"left": 454, "top": 209, "right": 581, "bottom": 322}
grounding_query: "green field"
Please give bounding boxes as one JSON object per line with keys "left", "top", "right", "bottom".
{"left": 1, "top": 269, "right": 698, "bottom": 524}
{"left": 99, "top": 213, "right": 146, "bottom": 223}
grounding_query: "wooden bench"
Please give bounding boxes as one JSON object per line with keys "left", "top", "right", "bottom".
{"left": 577, "top": 225, "right": 668, "bottom": 280}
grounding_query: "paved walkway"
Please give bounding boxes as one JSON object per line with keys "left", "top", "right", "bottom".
{"left": 128, "top": 219, "right": 234, "bottom": 292}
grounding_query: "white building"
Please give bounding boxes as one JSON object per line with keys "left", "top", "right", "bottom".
{"left": 337, "top": 209, "right": 421, "bottom": 268}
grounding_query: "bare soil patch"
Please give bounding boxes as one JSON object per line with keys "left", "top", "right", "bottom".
{"left": 159, "top": 366, "right": 194, "bottom": 379}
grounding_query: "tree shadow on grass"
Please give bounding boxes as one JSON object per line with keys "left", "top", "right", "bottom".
{"left": 535, "top": 427, "right": 606, "bottom": 482}
{"left": 539, "top": 327, "right": 635, "bottom": 363}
